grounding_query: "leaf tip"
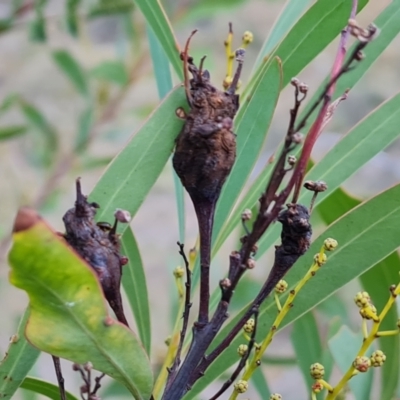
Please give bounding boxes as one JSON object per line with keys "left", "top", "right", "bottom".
{"left": 13, "top": 207, "right": 41, "bottom": 233}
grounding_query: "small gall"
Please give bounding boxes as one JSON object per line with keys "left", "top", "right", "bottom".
{"left": 114, "top": 208, "right": 131, "bottom": 223}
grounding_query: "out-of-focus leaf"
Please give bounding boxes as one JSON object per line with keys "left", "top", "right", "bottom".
{"left": 0, "top": 310, "right": 40, "bottom": 400}
{"left": 52, "top": 50, "right": 89, "bottom": 97}
{"left": 328, "top": 326, "right": 373, "bottom": 400}
{"left": 8, "top": 209, "right": 153, "bottom": 400}
{"left": 133, "top": 0, "right": 182, "bottom": 78}
{"left": 0, "top": 125, "right": 27, "bottom": 140}
{"left": 90, "top": 61, "right": 129, "bottom": 86}
{"left": 186, "top": 183, "right": 400, "bottom": 398}
{"left": 87, "top": 0, "right": 134, "bottom": 17}
{"left": 19, "top": 100, "right": 58, "bottom": 166}
{"left": 66, "top": 0, "right": 81, "bottom": 37}
{"left": 90, "top": 87, "right": 185, "bottom": 229}
{"left": 80, "top": 156, "right": 114, "bottom": 170}
{"left": 74, "top": 106, "right": 94, "bottom": 152}
{"left": 0, "top": 94, "right": 19, "bottom": 114}
{"left": 319, "top": 188, "right": 400, "bottom": 400}
{"left": 30, "top": 0, "right": 48, "bottom": 42}
{"left": 121, "top": 227, "right": 151, "bottom": 355}
{"left": 291, "top": 311, "right": 322, "bottom": 389}
{"left": 20, "top": 377, "right": 78, "bottom": 400}
{"left": 252, "top": 367, "right": 271, "bottom": 399}
{"left": 212, "top": 58, "right": 282, "bottom": 250}
{"left": 254, "top": 0, "right": 312, "bottom": 67}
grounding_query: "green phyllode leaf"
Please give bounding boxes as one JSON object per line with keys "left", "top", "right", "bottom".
{"left": 185, "top": 183, "right": 400, "bottom": 398}
{"left": 8, "top": 209, "right": 153, "bottom": 400}
{"left": 121, "top": 227, "right": 151, "bottom": 355}
{"left": 0, "top": 309, "right": 40, "bottom": 400}
{"left": 90, "top": 86, "right": 186, "bottom": 228}
{"left": 20, "top": 377, "right": 78, "bottom": 400}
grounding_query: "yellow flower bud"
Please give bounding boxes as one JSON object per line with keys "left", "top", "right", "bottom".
{"left": 234, "top": 380, "right": 248, "bottom": 393}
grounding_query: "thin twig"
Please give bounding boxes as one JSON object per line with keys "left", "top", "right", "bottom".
{"left": 165, "top": 242, "right": 193, "bottom": 387}
{"left": 208, "top": 310, "right": 259, "bottom": 400}
{"left": 52, "top": 356, "right": 66, "bottom": 400}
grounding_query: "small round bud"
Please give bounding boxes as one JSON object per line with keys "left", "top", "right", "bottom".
{"left": 246, "top": 258, "right": 256, "bottom": 269}
{"left": 242, "top": 209, "right": 252, "bottom": 221}
{"left": 310, "top": 363, "right": 325, "bottom": 379}
{"left": 80, "top": 384, "right": 89, "bottom": 394}
{"left": 299, "top": 82, "right": 308, "bottom": 94}
{"left": 370, "top": 350, "right": 386, "bottom": 367}
{"left": 292, "top": 132, "right": 304, "bottom": 144}
{"left": 114, "top": 208, "right": 131, "bottom": 223}
{"left": 353, "top": 356, "right": 371, "bottom": 372}
{"left": 234, "top": 380, "right": 248, "bottom": 393}
{"left": 237, "top": 344, "right": 248, "bottom": 357}
{"left": 164, "top": 336, "right": 171, "bottom": 346}
{"left": 291, "top": 77, "right": 300, "bottom": 86}
{"left": 120, "top": 256, "right": 129, "bottom": 266}
{"left": 324, "top": 238, "right": 338, "bottom": 251}
{"left": 355, "top": 50, "right": 365, "bottom": 61}
{"left": 314, "top": 253, "right": 327, "bottom": 266}
{"left": 359, "top": 304, "right": 378, "bottom": 321}
{"left": 9, "top": 334, "right": 19, "bottom": 344}
{"left": 287, "top": 155, "right": 297, "bottom": 166}
{"left": 304, "top": 180, "right": 328, "bottom": 192}
{"left": 223, "top": 76, "right": 233, "bottom": 90}
{"left": 173, "top": 266, "right": 185, "bottom": 278}
{"left": 84, "top": 362, "right": 93, "bottom": 372}
{"left": 72, "top": 363, "right": 80, "bottom": 371}
{"left": 354, "top": 291, "right": 371, "bottom": 308}
{"left": 270, "top": 394, "right": 283, "bottom": 400}
{"left": 243, "top": 318, "right": 255, "bottom": 333}
{"left": 275, "top": 280, "right": 288, "bottom": 294}
{"left": 220, "top": 278, "right": 232, "bottom": 289}
{"left": 312, "top": 381, "right": 324, "bottom": 393}
{"left": 242, "top": 31, "right": 254, "bottom": 44}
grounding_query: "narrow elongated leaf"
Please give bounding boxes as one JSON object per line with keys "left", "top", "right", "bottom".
{"left": 212, "top": 58, "right": 282, "bottom": 248}
{"left": 253, "top": 0, "right": 312, "bottom": 68}
{"left": 328, "top": 326, "right": 373, "bottom": 400}
{"left": 19, "top": 100, "right": 58, "bottom": 153}
{"left": 121, "top": 227, "right": 151, "bottom": 355}
{"left": 52, "top": 50, "right": 89, "bottom": 97}
{"left": 319, "top": 188, "right": 400, "bottom": 400}
{"left": 133, "top": 0, "right": 182, "bottom": 78}
{"left": 147, "top": 23, "right": 185, "bottom": 241}
{"left": 90, "top": 87, "right": 185, "bottom": 228}
{"left": 0, "top": 125, "right": 27, "bottom": 140}
{"left": 0, "top": 310, "right": 40, "bottom": 400}
{"left": 186, "top": 183, "right": 400, "bottom": 398}
{"left": 291, "top": 311, "right": 322, "bottom": 389}
{"left": 261, "top": 90, "right": 400, "bottom": 257}
{"left": 8, "top": 209, "right": 153, "bottom": 400}
{"left": 90, "top": 61, "right": 128, "bottom": 86}
{"left": 20, "top": 377, "right": 78, "bottom": 400}
{"left": 74, "top": 106, "right": 93, "bottom": 152}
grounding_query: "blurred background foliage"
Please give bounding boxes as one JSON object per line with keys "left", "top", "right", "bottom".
{"left": 1, "top": 0, "right": 400, "bottom": 399}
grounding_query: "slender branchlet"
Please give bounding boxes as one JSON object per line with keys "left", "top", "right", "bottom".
{"left": 52, "top": 356, "right": 66, "bottom": 400}
{"left": 73, "top": 363, "right": 105, "bottom": 400}
{"left": 165, "top": 243, "right": 193, "bottom": 387}
{"left": 163, "top": 13, "right": 378, "bottom": 400}
{"left": 208, "top": 310, "right": 259, "bottom": 400}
